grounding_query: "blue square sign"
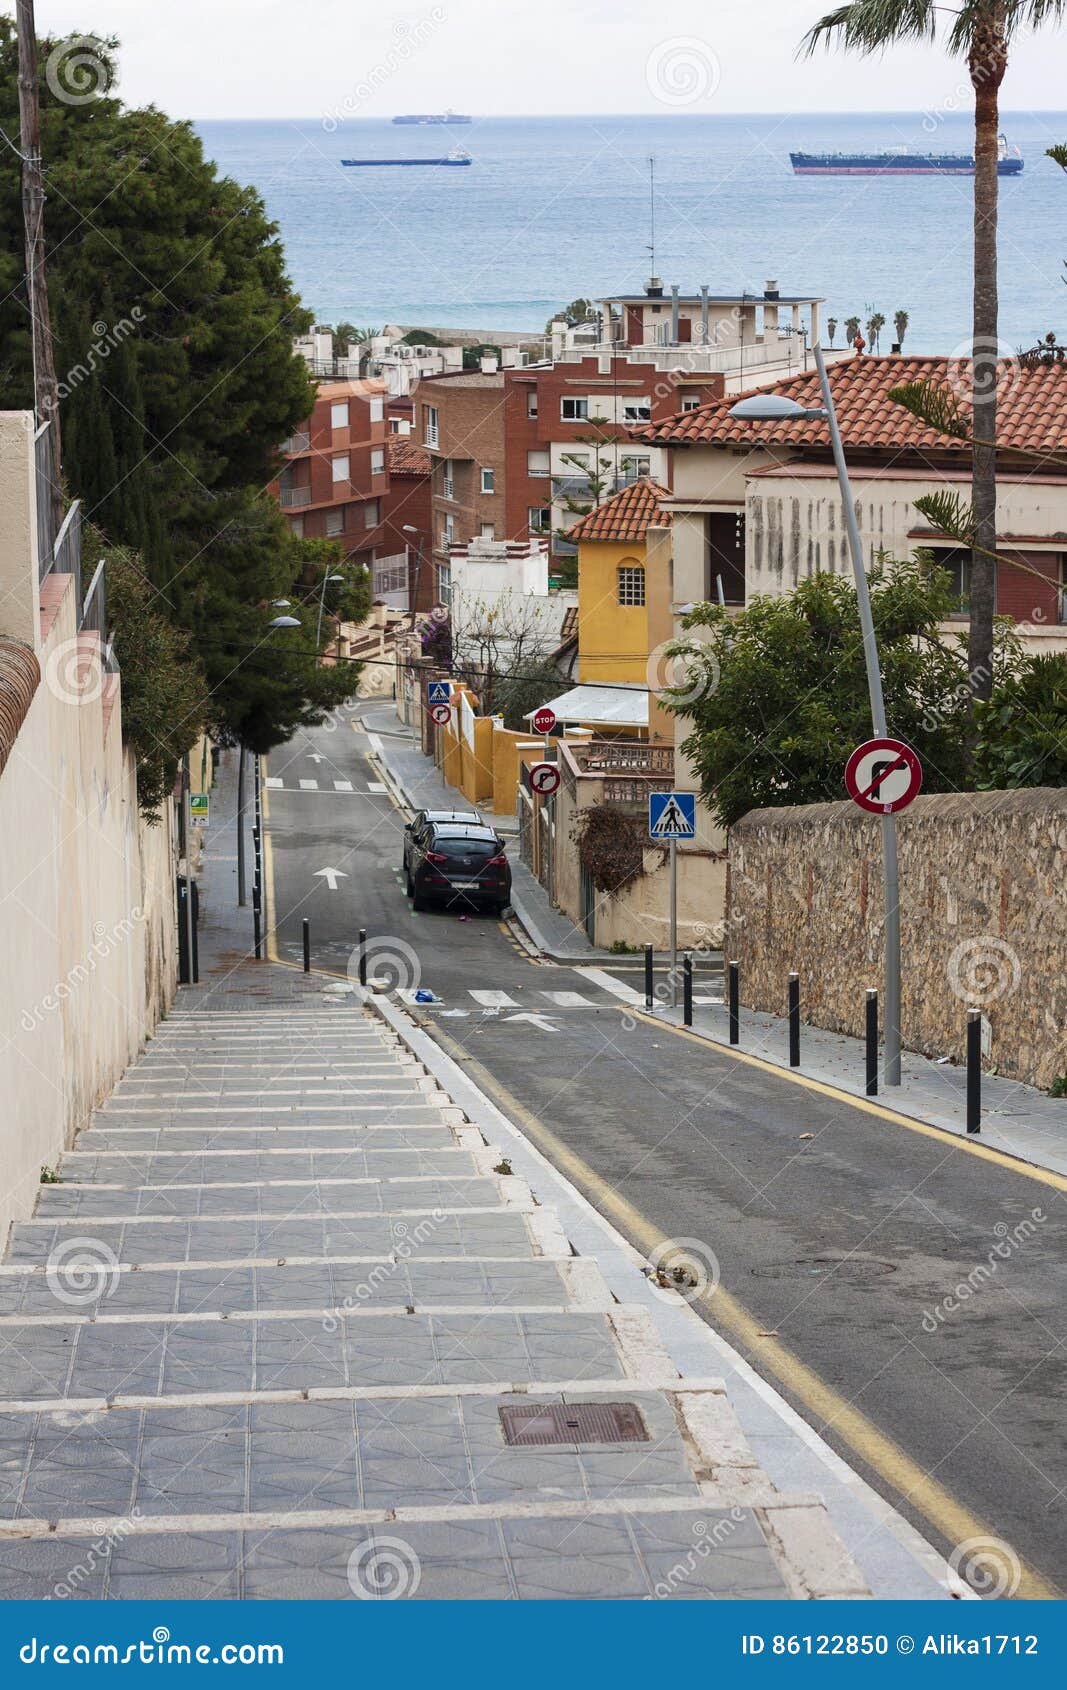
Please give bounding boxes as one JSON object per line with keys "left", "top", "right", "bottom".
{"left": 427, "top": 680, "right": 451, "bottom": 705}
{"left": 648, "top": 791, "right": 696, "bottom": 841}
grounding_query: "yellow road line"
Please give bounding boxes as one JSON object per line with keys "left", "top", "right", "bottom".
{"left": 622, "top": 1007, "right": 1067, "bottom": 1197}
{"left": 424, "top": 1018, "right": 1058, "bottom": 1601}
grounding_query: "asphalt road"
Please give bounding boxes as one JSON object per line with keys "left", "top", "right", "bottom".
{"left": 262, "top": 710, "right": 1067, "bottom": 1599}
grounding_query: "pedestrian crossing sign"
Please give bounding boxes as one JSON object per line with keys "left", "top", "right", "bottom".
{"left": 648, "top": 791, "right": 696, "bottom": 840}
{"left": 427, "top": 680, "right": 451, "bottom": 705}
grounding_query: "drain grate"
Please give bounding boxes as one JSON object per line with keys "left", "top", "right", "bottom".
{"left": 499, "top": 1401, "right": 649, "bottom": 1447}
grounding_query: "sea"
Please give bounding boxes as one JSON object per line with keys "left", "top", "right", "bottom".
{"left": 195, "top": 111, "right": 1067, "bottom": 354}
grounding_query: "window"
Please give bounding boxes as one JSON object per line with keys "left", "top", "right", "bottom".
{"left": 1060, "top": 555, "right": 1067, "bottom": 624}
{"left": 288, "top": 515, "right": 304, "bottom": 537}
{"left": 708, "top": 511, "right": 746, "bottom": 605}
{"left": 441, "top": 513, "right": 455, "bottom": 548}
{"left": 680, "top": 393, "right": 703, "bottom": 412}
{"left": 622, "top": 399, "right": 651, "bottom": 424}
{"left": 931, "top": 546, "right": 973, "bottom": 615}
{"left": 528, "top": 507, "right": 551, "bottom": 533}
{"left": 437, "top": 563, "right": 452, "bottom": 607}
{"left": 371, "top": 448, "right": 385, "bottom": 476}
{"left": 364, "top": 499, "right": 380, "bottom": 528}
{"left": 369, "top": 397, "right": 384, "bottom": 423}
{"left": 480, "top": 466, "right": 495, "bottom": 494}
{"left": 442, "top": 459, "right": 454, "bottom": 501}
{"left": 480, "top": 522, "right": 496, "bottom": 540}
{"left": 527, "top": 449, "right": 550, "bottom": 478}
{"left": 325, "top": 508, "right": 344, "bottom": 537}
{"left": 617, "top": 564, "right": 646, "bottom": 606}
{"left": 561, "top": 397, "right": 589, "bottom": 422}
{"left": 330, "top": 400, "right": 349, "bottom": 429}
{"left": 424, "top": 404, "right": 439, "bottom": 448}
{"left": 527, "top": 389, "right": 538, "bottom": 419}
{"left": 619, "top": 454, "right": 651, "bottom": 482}
{"left": 331, "top": 454, "right": 350, "bottom": 484}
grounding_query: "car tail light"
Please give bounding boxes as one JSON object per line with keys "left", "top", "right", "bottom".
{"left": 426, "top": 850, "right": 448, "bottom": 864}
{"left": 486, "top": 853, "right": 507, "bottom": 866}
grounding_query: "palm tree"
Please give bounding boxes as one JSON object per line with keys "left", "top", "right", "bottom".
{"left": 827, "top": 316, "right": 838, "bottom": 345}
{"left": 866, "top": 311, "right": 886, "bottom": 352}
{"left": 802, "top": 2, "right": 1067, "bottom": 708}
{"left": 893, "top": 309, "right": 909, "bottom": 350}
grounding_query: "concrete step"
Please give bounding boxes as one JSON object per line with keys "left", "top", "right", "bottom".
{"left": 56, "top": 1146, "right": 484, "bottom": 1186}
{"left": 32, "top": 1172, "right": 511, "bottom": 1220}
{"left": 75, "top": 1127, "right": 459, "bottom": 1154}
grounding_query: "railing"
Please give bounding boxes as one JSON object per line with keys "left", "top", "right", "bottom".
{"left": 280, "top": 430, "right": 311, "bottom": 454}
{"left": 34, "top": 421, "right": 57, "bottom": 582}
{"left": 80, "top": 558, "right": 107, "bottom": 639}
{"left": 571, "top": 740, "right": 675, "bottom": 774}
{"left": 553, "top": 339, "right": 817, "bottom": 376}
{"left": 51, "top": 500, "right": 83, "bottom": 608}
{"left": 306, "top": 357, "right": 359, "bottom": 379}
{"left": 279, "top": 485, "right": 312, "bottom": 508}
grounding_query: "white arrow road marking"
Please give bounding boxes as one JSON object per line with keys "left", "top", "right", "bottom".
{"left": 501, "top": 1012, "right": 560, "bottom": 1034}
{"left": 470, "top": 990, "right": 520, "bottom": 1008}
{"left": 299, "top": 779, "right": 319, "bottom": 791}
{"left": 314, "top": 867, "right": 349, "bottom": 890}
{"left": 307, "top": 754, "right": 325, "bottom": 763}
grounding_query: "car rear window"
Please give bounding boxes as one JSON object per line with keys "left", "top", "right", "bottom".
{"left": 433, "top": 836, "right": 501, "bottom": 862}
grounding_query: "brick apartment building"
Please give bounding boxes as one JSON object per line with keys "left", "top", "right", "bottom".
{"left": 379, "top": 434, "right": 435, "bottom": 614}
{"left": 273, "top": 379, "right": 389, "bottom": 569}
{"left": 412, "top": 355, "right": 723, "bottom": 600}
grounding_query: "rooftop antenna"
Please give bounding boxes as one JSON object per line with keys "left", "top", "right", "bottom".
{"left": 646, "top": 155, "right": 656, "bottom": 282}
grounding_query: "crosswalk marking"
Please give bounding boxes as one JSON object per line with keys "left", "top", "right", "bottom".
{"left": 367, "top": 782, "right": 387, "bottom": 794}
{"left": 299, "top": 779, "right": 319, "bottom": 790}
{"left": 574, "top": 967, "right": 644, "bottom": 1006}
{"left": 469, "top": 990, "right": 520, "bottom": 1009}
{"left": 334, "top": 780, "right": 353, "bottom": 792}
{"left": 265, "top": 776, "right": 283, "bottom": 789}
{"left": 540, "top": 991, "right": 594, "bottom": 1008}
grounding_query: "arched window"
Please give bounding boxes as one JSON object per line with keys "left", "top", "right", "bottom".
{"left": 617, "top": 562, "right": 646, "bottom": 606}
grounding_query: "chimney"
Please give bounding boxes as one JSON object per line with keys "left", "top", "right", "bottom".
{"left": 549, "top": 318, "right": 566, "bottom": 360}
{"left": 670, "top": 284, "right": 680, "bottom": 344}
{"left": 646, "top": 277, "right": 664, "bottom": 298}
{"left": 700, "top": 284, "right": 709, "bottom": 346}
{"left": 764, "top": 280, "right": 779, "bottom": 300}
{"left": 480, "top": 355, "right": 499, "bottom": 374}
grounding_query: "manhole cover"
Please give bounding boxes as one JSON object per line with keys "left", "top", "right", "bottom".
{"left": 499, "top": 1402, "right": 649, "bottom": 1446}
{"left": 751, "top": 1257, "right": 897, "bottom": 1281}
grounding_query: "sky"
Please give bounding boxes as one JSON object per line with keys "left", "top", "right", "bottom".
{"left": 33, "top": 0, "right": 1067, "bottom": 121}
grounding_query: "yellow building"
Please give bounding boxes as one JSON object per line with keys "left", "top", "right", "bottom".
{"left": 568, "top": 478, "right": 672, "bottom": 685}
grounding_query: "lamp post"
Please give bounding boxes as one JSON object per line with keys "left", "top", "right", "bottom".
{"left": 315, "top": 572, "right": 344, "bottom": 647}
{"left": 401, "top": 524, "right": 426, "bottom": 626}
{"left": 729, "top": 343, "right": 902, "bottom": 1084}
{"left": 236, "top": 613, "right": 303, "bottom": 907}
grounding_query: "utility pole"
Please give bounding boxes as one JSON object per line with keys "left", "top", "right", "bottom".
{"left": 16, "top": 0, "right": 63, "bottom": 526}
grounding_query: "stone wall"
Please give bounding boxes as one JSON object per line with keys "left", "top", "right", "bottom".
{"left": 728, "top": 789, "right": 1067, "bottom": 1091}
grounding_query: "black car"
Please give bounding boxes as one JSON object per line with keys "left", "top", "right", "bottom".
{"left": 401, "top": 808, "right": 482, "bottom": 879}
{"left": 406, "top": 822, "right": 511, "bottom": 915}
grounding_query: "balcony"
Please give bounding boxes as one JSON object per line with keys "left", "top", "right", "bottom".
{"left": 559, "top": 737, "right": 675, "bottom": 804}
{"left": 280, "top": 430, "right": 311, "bottom": 455}
{"left": 279, "top": 485, "right": 312, "bottom": 508}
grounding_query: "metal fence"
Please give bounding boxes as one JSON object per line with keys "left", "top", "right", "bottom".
{"left": 52, "top": 500, "right": 83, "bottom": 609}
{"left": 34, "top": 421, "right": 56, "bottom": 582}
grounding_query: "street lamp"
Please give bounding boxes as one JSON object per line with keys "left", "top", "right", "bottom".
{"left": 315, "top": 573, "right": 344, "bottom": 646}
{"left": 729, "top": 343, "right": 902, "bottom": 1085}
{"left": 402, "top": 524, "right": 426, "bottom": 626}
{"left": 269, "top": 614, "right": 301, "bottom": 628}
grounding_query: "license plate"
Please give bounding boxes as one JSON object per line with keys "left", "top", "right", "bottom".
{"left": 451, "top": 880, "right": 479, "bottom": 890}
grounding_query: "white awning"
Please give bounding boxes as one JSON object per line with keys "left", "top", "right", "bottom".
{"left": 526, "top": 683, "right": 647, "bottom": 729}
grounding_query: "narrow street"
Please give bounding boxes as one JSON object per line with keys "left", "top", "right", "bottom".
{"left": 261, "top": 709, "right": 1067, "bottom": 1599}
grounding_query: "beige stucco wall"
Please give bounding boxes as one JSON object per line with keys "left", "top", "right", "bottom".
{"left": 0, "top": 411, "right": 177, "bottom": 1242}
{"left": 728, "top": 789, "right": 1067, "bottom": 1091}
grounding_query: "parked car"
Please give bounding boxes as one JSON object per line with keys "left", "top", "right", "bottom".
{"left": 406, "top": 821, "right": 511, "bottom": 915}
{"left": 402, "top": 808, "right": 482, "bottom": 879}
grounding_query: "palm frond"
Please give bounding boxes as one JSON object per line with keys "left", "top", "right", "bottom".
{"left": 800, "top": 1, "right": 938, "bottom": 57}
{"left": 888, "top": 378, "right": 970, "bottom": 439}
{"left": 1048, "top": 142, "right": 1067, "bottom": 170}
{"left": 914, "top": 492, "right": 975, "bottom": 544}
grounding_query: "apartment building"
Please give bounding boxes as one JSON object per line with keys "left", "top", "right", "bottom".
{"left": 274, "top": 379, "right": 389, "bottom": 568}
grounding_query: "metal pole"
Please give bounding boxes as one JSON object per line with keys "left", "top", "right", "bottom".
{"left": 16, "top": 0, "right": 62, "bottom": 522}
{"left": 682, "top": 952, "right": 693, "bottom": 1027}
{"left": 302, "top": 918, "right": 310, "bottom": 974}
{"left": 316, "top": 571, "right": 330, "bottom": 646}
{"left": 253, "top": 906, "right": 261, "bottom": 960}
{"left": 813, "top": 342, "right": 901, "bottom": 1085}
{"left": 644, "top": 943, "right": 653, "bottom": 1011}
{"left": 182, "top": 752, "right": 195, "bottom": 987}
{"left": 728, "top": 959, "right": 740, "bottom": 1045}
{"left": 865, "top": 988, "right": 879, "bottom": 1096}
{"left": 358, "top": 928, "right": 367, "bottom": 987}
{"left": 236, "top": 743, "right": 247, "bottom": 907}
{"left": 788, "top": 971, "right": 800, "bottom": 1067}
{"left": 669, "top": 838, "right": 678, "bottom": 1008}
{"left": 967, "top": 1010, "right": 982, "bottom": 1134}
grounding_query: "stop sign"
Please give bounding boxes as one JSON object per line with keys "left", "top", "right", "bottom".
{"left": 533, "top": 706, "right": 556, "bottom": 735}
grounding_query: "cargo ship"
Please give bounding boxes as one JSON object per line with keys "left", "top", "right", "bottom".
{"left": 342, "top": 150, "right": 472, "bottom": 168}
{"left": 392, "top": 112, "right": 471, "bottom": 125}
{"left": 790, "top": 134, "right": 1022, "bottom": 175}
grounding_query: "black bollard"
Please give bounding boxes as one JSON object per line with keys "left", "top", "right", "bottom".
{"left": 644, "top": 943, "right": 653, "bottom": 1012}
{"left": 788, "top": 971, "right": 800, "bottom": 1068}
{"left": 728, "top": 959, "right": 740, "bottom": 1045}
{"left": 359, "top": 928, "right": 368, "bottom": 987}
{"left": 967, "top": 1010, "right": 982, "bottom": 1134}
{"left": 253, "top": 906, "right": 261, "bottom": 960}
{"left": 302, "top": 918, "right": 310, "bottom": 974}
{"left": 682, "top": 953, "right": 693, "bottom": 1027}
{"left": 865, "top": 988, "right": 879, "bottom": 1096}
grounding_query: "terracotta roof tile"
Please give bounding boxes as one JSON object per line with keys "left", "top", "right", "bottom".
{"left": 388, "top": 435, "right": 431, "bottom": 476}
{"left": 565, "top": 477, "right": 672, "bottom": 543}
{"left": 638, "top": 355, "right": 1067, "bottom": 457}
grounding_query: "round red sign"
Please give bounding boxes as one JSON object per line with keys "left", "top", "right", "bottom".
{"left": 430, "top": 702, "right": 451, "bottom": 726}
{"left": 844, "top": 737, "right": 923, "bottom": 815}
{"left": 532, "top": 706, "right": 557, "bottom": 736}
{"left": 529, "top": 762, "right": 561, "bottom": 797}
